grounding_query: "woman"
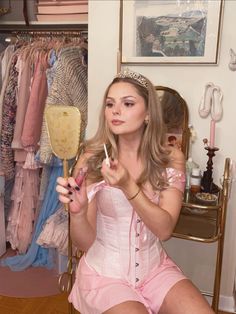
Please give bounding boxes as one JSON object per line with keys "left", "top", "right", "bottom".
{"left": 56, "top": 69, "right": 214, "bottom": 314}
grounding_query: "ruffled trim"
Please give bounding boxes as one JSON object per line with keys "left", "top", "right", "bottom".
{"left": 23, "top": 149, "right": 41, "bottom": 169}
{"left": 87, "top": 181, "right": 159, "bottom": 203}
{"left": 87, "top": 180, "right": 107, "bottom": 203}
{"left": 86, "top": 167, "right": 186, "bottom": 202}
{"left": 6, "top": 164, "right": 40, "bottom": 254}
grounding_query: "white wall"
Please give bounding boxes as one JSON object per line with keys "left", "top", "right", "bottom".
{"left": 88, "top": 0, "right": 236, "bottom": 311}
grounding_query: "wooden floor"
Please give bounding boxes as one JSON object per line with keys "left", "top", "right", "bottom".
{"left": 0, "top": 293, "right": 79, "bottom": 314}
{"left": 0, "top": 293, "right": 233, "bottom": 314}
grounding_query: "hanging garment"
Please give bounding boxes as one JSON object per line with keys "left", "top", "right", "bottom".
{"left": 37, "top": 205, "right": 69, "bottom": 256}
{"left": 0, "top": 47, "right": 15, "bottom": 140}
{"left": 11, "top": 53, "right": 33, "bottom": 162}
{"left": 1, "top": 164, "right": 63, "bottom": 271}
{"left": 21, "top": 51, "right": 49, "bottom": 153}
{"left": 0, "top": 172, "right": 5, "bottom": 256}
{"left": 1, "top": 45, "right": 15, "bottom": 87}
{"left": 0, "top": 52, "right": 19, "bottom": 180}
{"left": 6, "top": 164, "right": 40, "bottom": 254}
{"left": 0, "top": 52, "right": 19, "bottom": 221}
{"left": 45, "top": 48, "right": 58, "bottom": 92}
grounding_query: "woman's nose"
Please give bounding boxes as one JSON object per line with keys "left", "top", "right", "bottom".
{"left": 112, "top": 104, "right": 121, "bottom": 115}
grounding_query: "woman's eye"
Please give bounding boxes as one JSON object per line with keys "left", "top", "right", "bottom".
{"left": 105, "top": 102, "right": 113, "bottom": 108}
{"left": 124, "top": 102, "right": 134, "bottom": 107}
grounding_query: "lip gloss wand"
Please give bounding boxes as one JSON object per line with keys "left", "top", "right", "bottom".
{"left": 103, "top": 143, "right": 110, "bottom": 167}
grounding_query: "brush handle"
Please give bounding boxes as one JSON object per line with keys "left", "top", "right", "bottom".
{"left": 63, "top": 159, "right": 69, "bottom": 211}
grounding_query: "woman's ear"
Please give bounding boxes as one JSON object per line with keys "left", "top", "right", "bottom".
{"left": 144, "top": 114, "right": 149, "bottom": 125}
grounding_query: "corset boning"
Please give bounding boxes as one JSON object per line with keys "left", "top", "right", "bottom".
{"left": 84, "top": 170, "right": 184, "bottom": 286}
{"left": 85, "top": 210, "right": 163, "bottom": 286}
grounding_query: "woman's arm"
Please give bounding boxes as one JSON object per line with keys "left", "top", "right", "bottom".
{"left": 125, "top": 148, "right": 185, "bottom": 240}
{"left": 69, "top": 196, "right": 97, "bottom": 252}
{"left": 125, "top": 182, "right": 183, "bottom": 241}
{"left": 56, "top": 153, "right": 97, "bottom": 252}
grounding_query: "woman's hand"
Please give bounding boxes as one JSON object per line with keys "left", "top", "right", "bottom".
{"left": 56, "top": 169, "right": 88, "bottom": 215}
{"left": 101, "top": 158, "right": 132, "bottom": 191}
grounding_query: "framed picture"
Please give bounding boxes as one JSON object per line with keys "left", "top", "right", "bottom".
{"left": 120, "top": 0, "right": 224, "bottom": 64}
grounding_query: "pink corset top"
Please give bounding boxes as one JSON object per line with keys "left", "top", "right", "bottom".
{"left": 85, "top": 168, "right": 185, "bottom": 287}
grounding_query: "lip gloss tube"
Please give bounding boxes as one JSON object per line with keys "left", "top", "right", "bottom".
{"left": 75, "top": 168, "right": 86, "bottom": 187}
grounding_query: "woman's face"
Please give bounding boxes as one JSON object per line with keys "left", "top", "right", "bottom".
{"left": 105, "top": 82, "right": 148, "bottom": 137}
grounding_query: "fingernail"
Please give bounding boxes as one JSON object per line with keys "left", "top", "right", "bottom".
{"left": 75, "top": 186, "right": 80, "bottom": 191}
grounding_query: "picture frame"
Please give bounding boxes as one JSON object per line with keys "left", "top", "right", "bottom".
{"left": 120, "top": 0, "right": 224, "bottom": 65}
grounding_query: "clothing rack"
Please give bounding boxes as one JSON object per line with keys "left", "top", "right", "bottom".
{"left": 12, "top": 30, "right": 87, "bottom": 36}
{"left": 0, "top": 28, "right": 87, "bottom": 38}
{"left": 0, "top": 23, "right": 88, "bottom": 32}
{"left": 0, "top": 28, "right": 88, "bottom": 47}
{"left": 0, "top": 26, "right": 87, "bottom": 314}
{"left": 12, "top": 30, "right": 88, "bottom": 42}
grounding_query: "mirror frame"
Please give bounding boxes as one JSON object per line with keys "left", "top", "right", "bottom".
{"left": 156, "top": 86, "right": 190, "bottom": 159}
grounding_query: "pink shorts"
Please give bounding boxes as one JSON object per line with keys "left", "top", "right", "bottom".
{"left": 69, "top": 252, "right": 186, "bottom": 314}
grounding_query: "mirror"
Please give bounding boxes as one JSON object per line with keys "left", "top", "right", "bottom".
{"left": 156, "top": 86, "right": 190, "bottom": 158}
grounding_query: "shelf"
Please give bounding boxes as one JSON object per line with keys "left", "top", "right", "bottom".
{"left": 171, "top": 158, "right": 231, "bottom": 313}
{"left": 173, "top": 211, "right": 219, "bottom": 242}
{"left": 173, "top": 190, "right": 222, "bottom": 242}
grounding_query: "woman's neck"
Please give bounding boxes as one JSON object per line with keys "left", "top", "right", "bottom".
{"left": 117, "top": 136, "right": 141, "bottom": 158}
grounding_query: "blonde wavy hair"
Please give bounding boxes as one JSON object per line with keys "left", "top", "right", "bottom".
{"left": 81, "top": 75, "right": 170, "bottom": 190}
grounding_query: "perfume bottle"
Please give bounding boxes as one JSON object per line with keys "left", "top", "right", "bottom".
{"left": 190, "top": 168, "right": 202, "bottom": 194}
{"left": 185, "top": 157, "right": 199, "bottom": 190}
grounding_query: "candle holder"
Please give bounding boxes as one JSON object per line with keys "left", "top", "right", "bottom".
{"left": 201, "top": 146, "right": 220, "bottom": 194}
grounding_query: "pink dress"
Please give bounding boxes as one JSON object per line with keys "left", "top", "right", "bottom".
{"left": 69, "top": 168, "right": 186, "bottom": 314}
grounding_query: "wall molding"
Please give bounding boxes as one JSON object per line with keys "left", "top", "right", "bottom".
{"left": 219, "top": 295, "right": 235, "bottom": 313}
{"left": 205, "top": 295, "right": 235, "bottom": 313}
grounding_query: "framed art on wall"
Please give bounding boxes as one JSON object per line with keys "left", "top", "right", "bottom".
{"left": 120, "top": 0, "right": 224, "bottom": 65}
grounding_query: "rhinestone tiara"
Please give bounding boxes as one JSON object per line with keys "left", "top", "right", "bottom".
{"left": 115, "top": 68, "right": 148, "bottom": 89}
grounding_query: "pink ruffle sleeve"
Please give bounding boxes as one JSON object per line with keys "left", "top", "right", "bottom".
{"left": 87, "top": 180, "right": 107, "bottom": 202}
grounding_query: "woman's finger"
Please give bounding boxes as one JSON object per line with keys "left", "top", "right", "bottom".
{"left": 55, "top": 184, "right": 70, "bottom": 195}
{"left": 68, "top": 177, "right": 81, "bottom": 189}
{"left": 56, "top": 176, "right": 68, "bottom": 186}
{"left": 58, "top": 194, "right": 71, "bottom": 203}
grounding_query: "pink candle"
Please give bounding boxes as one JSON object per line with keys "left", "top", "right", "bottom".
{"left": 209, "top": 119, "right": 216, "bottom": 148}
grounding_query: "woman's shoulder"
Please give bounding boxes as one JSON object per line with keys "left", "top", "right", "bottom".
{"left": 167, "top": 146, "right": 186, "bottom": 172}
